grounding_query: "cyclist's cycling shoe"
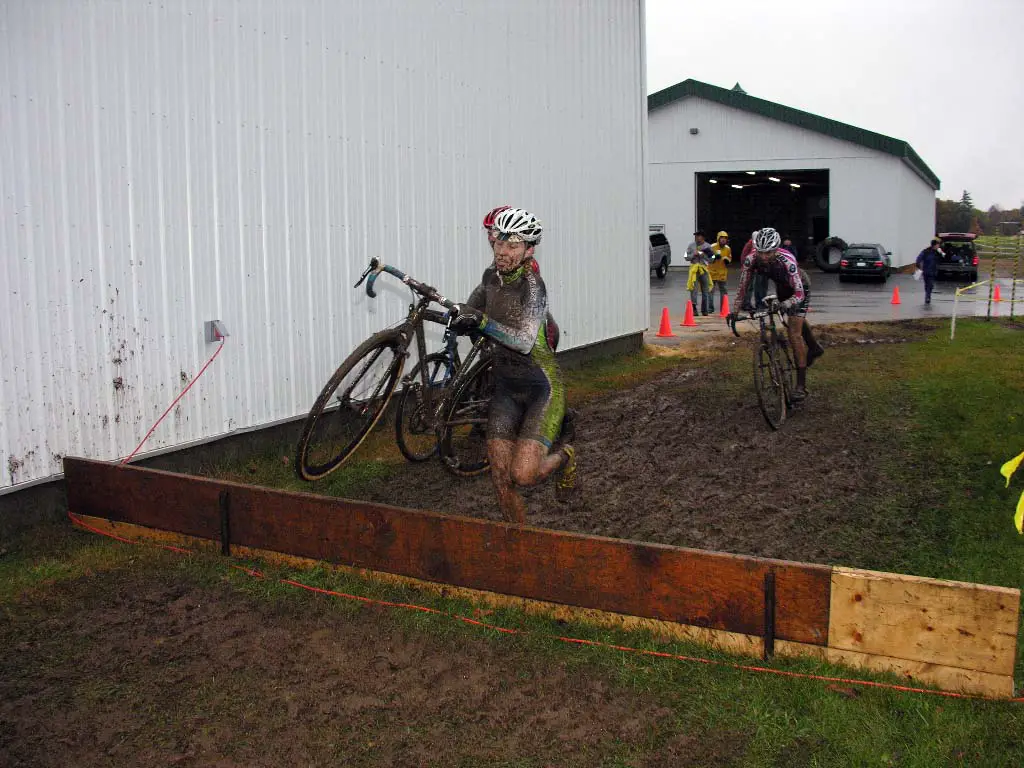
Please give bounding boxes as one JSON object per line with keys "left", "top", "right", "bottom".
{"left": 807, "top": 344, "right": 825, "bottom": 367}
{"left": 554, "top": 445, "right": 577, "bottom": 504}
{"left": 790, "top": 386, "right": 808, "bottom": 402}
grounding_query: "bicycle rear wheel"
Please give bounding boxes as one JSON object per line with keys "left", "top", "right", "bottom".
{"left": 436, "top": 356, "right": 494, "bottom": 477}
{"left": 753, "top": 343, "right": 787, "bottom": 430}
{"left": 295, "top": 330, "right": 405, "bottom": 480}
{"left": 395, "top": 352, "right": 453, "bottom": 462}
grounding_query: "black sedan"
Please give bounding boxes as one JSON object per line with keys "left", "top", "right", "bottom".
{"left": 839, "top": 243, "right": 892, "bottom": 282}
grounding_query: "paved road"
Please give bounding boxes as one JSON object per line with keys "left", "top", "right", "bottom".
{"left": 646, "top": 268, "right": 1021, "bottom": 344}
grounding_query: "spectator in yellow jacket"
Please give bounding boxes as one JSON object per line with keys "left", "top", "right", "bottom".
{"left": 708, "top": 230, "right": 732, "bottom": 313}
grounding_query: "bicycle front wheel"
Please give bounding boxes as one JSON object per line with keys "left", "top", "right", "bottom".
{"left": 436, "top": 356, "right": 494, "bottom": 477}
{"left": 753, "top": 343, "right": 787, "bottom": 430}
{"left": 394, "top": 352, "right": 454, "bottom": 462}
{"left": 295, "top": 330, "right": 405, "bottom": 481}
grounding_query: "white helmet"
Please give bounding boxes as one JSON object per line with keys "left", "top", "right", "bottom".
{"left": 493, "top": 207, "right": 543, "bottom": 244}
{"left": 753, "top": 227, "right": 781, "bottom": 252}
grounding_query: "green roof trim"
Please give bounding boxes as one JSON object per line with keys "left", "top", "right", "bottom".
{"left": 648, "top": 79, "right": 940, "bottom": 190}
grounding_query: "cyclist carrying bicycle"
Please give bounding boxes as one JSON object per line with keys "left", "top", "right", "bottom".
{"left": 731, "top": 227, "right": 823, "bottom": 402}
{"left": 450, "top": 207, "right": 576, "bottom": 523}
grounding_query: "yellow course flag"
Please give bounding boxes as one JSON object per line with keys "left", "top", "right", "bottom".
{"left": 1001, "top": 450, "right": 1024, "bottom": 534}
{"left": 1002, "top": 450, "right": 1024, "bottom": 488}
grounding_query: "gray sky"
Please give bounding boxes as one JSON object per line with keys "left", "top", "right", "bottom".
{"left": 645, "top": 0, "right": 1023, "bottom": 210}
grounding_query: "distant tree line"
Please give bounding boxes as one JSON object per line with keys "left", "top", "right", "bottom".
{"left": 936, "top": 191, "right": 1023, "bottom": 235}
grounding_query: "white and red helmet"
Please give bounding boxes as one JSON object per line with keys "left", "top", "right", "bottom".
{"left": 493, "top": 207, "right": 543, "bottom": 244}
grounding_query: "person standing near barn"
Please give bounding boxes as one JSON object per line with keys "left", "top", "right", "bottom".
{"left": 915, "top": 238, "right": 943, "bottom": 305}
{"left": 708, "top": 230, "right": 732, "bottom": 313}
{"left": 685, "top": 230, "right": 715, "bottom": 316}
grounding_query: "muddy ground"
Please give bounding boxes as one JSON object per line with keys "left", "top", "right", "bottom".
{"left": 1, "top": 321, "right": 941, "bottom": 766}
{"left": 347, "top": 322, "right": 932, "bottom": 569}
{"left": 4, "top": 563, "right": 744, "bottom": 767}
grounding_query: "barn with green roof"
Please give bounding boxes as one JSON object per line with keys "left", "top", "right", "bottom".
{"left": 647, "top": 79, "right": 939, "bottom": 268}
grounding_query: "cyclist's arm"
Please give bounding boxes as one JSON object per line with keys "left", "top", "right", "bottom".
{"left": 479, "top": 275, "right": 547, "bottom": 355}
{"left": 735, "top": 255, "right": 755, "bottom": 308}
{"left": 466, "top": 283, "right": 486, "bottom": 310}
{"left": 466, "top": 265, "right": 492, "bottom": 310}
{"left": 781, "top": 255, "right": 805, "bottom": 303}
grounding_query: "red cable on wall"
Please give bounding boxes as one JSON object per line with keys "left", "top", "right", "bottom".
{"left": 120, "top": 339, "right": 226, "bottom": 465}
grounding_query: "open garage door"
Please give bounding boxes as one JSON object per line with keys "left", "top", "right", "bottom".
{"left": 695, "top": 170, "right": 829, "bottom": 264}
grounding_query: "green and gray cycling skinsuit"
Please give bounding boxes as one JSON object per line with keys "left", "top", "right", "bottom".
{"left": 466, "top": 260, "right": 565, "bottom": 447}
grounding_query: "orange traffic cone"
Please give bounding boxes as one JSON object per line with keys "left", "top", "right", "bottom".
{"left": 890, "top": 286, "right": 901, "bottom": 305}
{"left": 655, "top": 307, "right": 675, "bottom": 337}
{"left": 994, "top": 283, "right": 1003, "bottom": 302}
{"left": 680, "top": 301, "right": 697, "bottom": 327}
{"left": 718, "top": 294, "right": 731, "bottom": 318}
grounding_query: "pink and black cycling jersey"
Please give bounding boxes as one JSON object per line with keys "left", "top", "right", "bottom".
{"left": 735, "top": 248, "right": 805, "bottom": 308}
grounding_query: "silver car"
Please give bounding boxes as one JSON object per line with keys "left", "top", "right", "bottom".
{"left": 649, "top": 232, "right": 672, "bottom": 279}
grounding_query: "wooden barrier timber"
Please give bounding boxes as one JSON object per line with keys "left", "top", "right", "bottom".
{"left": 63, "top": 458, "right": 1019, "bottom": 698}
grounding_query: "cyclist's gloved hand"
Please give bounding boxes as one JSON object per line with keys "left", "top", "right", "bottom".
{"left": 763, "top": 296, "right": 780, "bottom": 312}
{"left": 451, "top": 304, "right": 486, "bottom": 333}
{"left": 778, "top": 298, "right": 797, "bottom": 313}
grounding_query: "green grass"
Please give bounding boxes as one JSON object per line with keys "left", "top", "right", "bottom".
{"left": 4, "top": 320, "right": 1024, "bottom": 766}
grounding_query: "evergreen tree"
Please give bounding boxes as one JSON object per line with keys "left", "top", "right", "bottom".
{"left": 953, "top": 190, "right": 974, "bottom": 231}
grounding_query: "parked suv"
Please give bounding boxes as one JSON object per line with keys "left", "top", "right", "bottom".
{"left": 649, "top": 232, "right": 672, "bottom": 279}
{"left": 936, "top": 233, "right": 979, "bottom": 282}
{"left": 838, "top": 243, "right": 892, "bottom": 282}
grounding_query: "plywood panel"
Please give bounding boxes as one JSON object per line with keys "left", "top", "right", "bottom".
{"left": 829, "top": 566, "right": 1019, "bottom": 677}
{"left": 823, "top": 646, "right": 1014, "bottom": 700}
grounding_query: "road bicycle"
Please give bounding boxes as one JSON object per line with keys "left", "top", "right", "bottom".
{"left": 294, "top": 258, "right": 492, "bottom": 481}
{"left": 727, "top": 297, "right": 798, "bottom": 430}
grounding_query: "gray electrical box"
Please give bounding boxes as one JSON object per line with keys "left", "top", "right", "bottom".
{"left": 204, "top": 320, "right": 229, "bottom": 343}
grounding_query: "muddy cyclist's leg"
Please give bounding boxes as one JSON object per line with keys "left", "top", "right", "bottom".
{"left": 510, "top": 440, "right": 567, "bottom": 486}
{"left": 488, "top": 438, "right": 527, "bottom": 524}
{"left": 787, "top": 315, "right": 809, "bottom": 398}
{"left": 508, "top": 363, "right": 571, "bottom": 487}
{"left": 787, "top": 316, "right": 808, "bottom": 367}
{"left": 486, "top": 379, "right": 530, "bottom": 523}
{"left": 802, "top": 319, "right": 824, "bottom": 363}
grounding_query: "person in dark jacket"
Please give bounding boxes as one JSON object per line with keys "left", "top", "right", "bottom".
{"left": 915, "top": 239, "right": 943, "bottom": 305}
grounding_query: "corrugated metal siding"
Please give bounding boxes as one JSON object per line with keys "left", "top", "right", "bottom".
{"left": 647, "top": 97, "right": 933, "bottom": 267}
{"left": 895, "top": 163, "right": 937, "bottom": 268}
{"left": 0, "top": 0, "right": 646, "bottom": 490}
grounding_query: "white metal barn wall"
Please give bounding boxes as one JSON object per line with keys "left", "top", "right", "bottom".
{"left": 0, "top": 0, "right": 647, "bottom": 491}
{"left": 896, "top": 162, "right": 939, "bottom": 264}
{"left": 647, "top": 96, "right": 934, "bottom": 267}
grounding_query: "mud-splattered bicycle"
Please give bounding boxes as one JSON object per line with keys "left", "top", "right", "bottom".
{"left": 727, "top": 296, "right": 798, "bottom": 430}
{"left": 294, "top": 258, "right": 493, "bottom": 481}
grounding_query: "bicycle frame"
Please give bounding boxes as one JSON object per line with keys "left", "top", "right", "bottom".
{"left": 727, "top": 304, "right": 797, "bottom": 419}
{"left": 358, "top": 257, "right": 465, "bottom": 397}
